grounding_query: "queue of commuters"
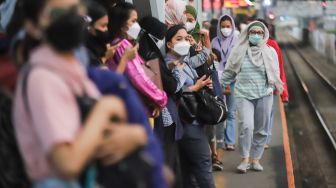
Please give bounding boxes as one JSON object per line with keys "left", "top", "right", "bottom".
{"left": 0, "top": 0, "right": 288, "bottom": 187}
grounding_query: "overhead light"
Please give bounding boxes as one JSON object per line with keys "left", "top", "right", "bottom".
{"left": 264, "top": 0, "right": 272, "bottom": 6}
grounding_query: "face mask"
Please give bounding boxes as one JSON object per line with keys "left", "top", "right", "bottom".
{"left": 221, "top": 28, "right": 232, "bottom": 37}
{"left": 173, "top": 41, "right": 191, "bottom": 56}
{"left": 249, "top": 34, "right": 263, "bottom": 45}
{"left": 213, "top": 60, "right": 220, "bottom": 70}
{"left": 185, "top": 21, "right": 196, "bottom": 32}
{"left": 127, "top": 22, "right": 141, "bottom": 40}
{"left": 149, "top": 34, "right": 164, "bottom": 49}
{"left": 95, "top": 29, "right": 110, "bottom": 45}
{"left": 45, "top": 9, "right": 86, "bottom": 52}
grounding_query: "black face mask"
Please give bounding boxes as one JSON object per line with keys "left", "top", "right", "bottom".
{"left": 95, "top": 29, "right": 110, "bottom": 46}
{"left": 45, "top": 10, "right": 86, "bottom": 52}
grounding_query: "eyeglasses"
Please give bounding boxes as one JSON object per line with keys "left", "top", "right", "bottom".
{"left": 249, "top": 30, "right": 264, "bottom": 35}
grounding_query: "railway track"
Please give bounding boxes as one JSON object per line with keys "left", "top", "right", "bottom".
{"left": 279, "top": 32, "right": 336, "bottom": 188}
{"left": 283, "top": 34, "right": 336, "bottom": 151}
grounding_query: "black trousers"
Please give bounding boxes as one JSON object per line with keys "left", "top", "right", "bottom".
{"left": 179, "top": 124, "right": 215, "bottom": 188}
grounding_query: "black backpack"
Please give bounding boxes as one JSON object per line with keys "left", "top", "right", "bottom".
{"left": 0, "top": 89, "right": 31, "bottom": 188}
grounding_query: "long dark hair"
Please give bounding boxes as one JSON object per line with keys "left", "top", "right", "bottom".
{"left": 108, "top": 2, "right": 136, "bottom": 40}
{"left": 13, "top": 0, "right": 46, "bottom": 67}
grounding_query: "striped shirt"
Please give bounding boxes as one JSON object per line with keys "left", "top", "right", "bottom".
{"left": 221, "top": 53, "right": 275, "bottom": 100}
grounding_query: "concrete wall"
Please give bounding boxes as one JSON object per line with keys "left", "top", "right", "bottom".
{"left": 309, "top": 29, "right": 336, "bottom": 64}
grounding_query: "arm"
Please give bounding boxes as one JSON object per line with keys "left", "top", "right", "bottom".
{"left": 114, "top": 40, "right": 167, "bottom": 108}
{"left": 274, "top": 42, "right": 289, "bottom": 102}
{"left": 28, "top": 70, "right": 127, "bottom": 178}
{"left": 187, "top": 47, "right": 211, "bottom": 68}
{"left": 171, "top": 65, "right": 189, "bottom": 93}
{"left": 220, "top": 70, "right": 237, "bottom": 90}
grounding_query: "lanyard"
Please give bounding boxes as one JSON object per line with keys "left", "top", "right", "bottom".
{"left": 217, "top": 37, "right": 233, "bottom": 59}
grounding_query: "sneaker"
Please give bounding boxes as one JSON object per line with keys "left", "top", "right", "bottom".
{"left": 251, "top": 163, "right": 263, "bottom": 171}
{"left": 212, "top": 159, "right": 224, "bottom": 171}
{"left": 236, "top": 161, "right": 250, "bottom": 173}
{"left": 264, "top": 145, "right": 269, "bottom": 149}
{"left": 226, "top": 144, "right": 235, "bottom": 151}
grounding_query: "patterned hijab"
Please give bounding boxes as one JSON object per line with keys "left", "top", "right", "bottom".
{"left": 165, "top": 0, "right": 187, "bottom": 29}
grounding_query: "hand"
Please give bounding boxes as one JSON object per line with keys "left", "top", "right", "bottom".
{"left": 175, "top": 62, "right": 186, "bottom": 69}
{"left": 105, "top": 42, "right": 121, "bottom": 60}
{"left": 206, "top": 78, "right": 213, "bottom": 89}
{"left": 87, "top": 96, "right": 128, "bottom": 131}
{"left": 199, "top": 29, "right": 209, "bottom": 39}
{"left": 186, "top": 35, "right": 196, "bottom": 46}
{"left": 123, "top": 43, "right": 138, "bottom": 61}
{"left": 152, "top": 106, "right": 161, "bottom": 118}
{"left": 191, "top": 75, "right": 212, "bottom": 91}
{"left": 223, "top": 86, "right": 231, "bottom": 95}
{"left": 199, "top": 29, "right": 211, "bottom": 49}
{"left": 96, "top": 125, "right": 147, "bottom": 165}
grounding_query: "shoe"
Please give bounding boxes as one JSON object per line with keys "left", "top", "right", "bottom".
{"left": 212, "top": 159, "right": 224, "bottom": 171}
{"left": 226, "top": 144, "right": 235, "bottom": 151}
{"left": 236, "top": 161, "right": 250, "bottom": 173}
{"left": 264, "top": 145, "right": 269, "bottom": 149}
{"left": 251, "top": 163, "right": 263, "bottom": 171}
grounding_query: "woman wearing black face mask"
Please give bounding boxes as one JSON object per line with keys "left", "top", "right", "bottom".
{"left": 85, "top": 1, "right": 110, "bottom": 67}
{"left": 85, "top": 1, "right": 137, "bottom": 68}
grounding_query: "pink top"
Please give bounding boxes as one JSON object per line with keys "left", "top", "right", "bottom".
{"left": 107, "top": 39, "right": 167, "bottom": 109}
{"left": 13, "top": 45, "right": 100, "bottom": 181}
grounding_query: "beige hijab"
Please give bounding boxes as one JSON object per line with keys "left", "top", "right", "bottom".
{"left": 225, "top": 21, "right": 283, "bottom": 93}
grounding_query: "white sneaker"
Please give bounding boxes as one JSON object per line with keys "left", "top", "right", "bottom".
{"left": 237, "top": 161, "right": 250, "bottom": 173}
{"left": 251, "top": 163, "right": 263, "bottom": 171}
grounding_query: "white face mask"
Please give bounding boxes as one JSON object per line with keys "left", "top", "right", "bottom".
{"left": 185, "top": 21, "right": 196, "bottom": 32}
{"left": 127, "top": 22, "right": 141, "bottom": 40}
{"left": 173, "top": 41, "right": 191, "bottom": 56}
{"left": 149, "top": 34, "right": 165, "bottom": 49}
{"left": 221, "top": 28, "right": 232, "bottom": 37}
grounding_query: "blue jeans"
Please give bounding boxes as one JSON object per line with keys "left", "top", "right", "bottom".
{"left": 224, "top": 82, "right": 237, "bottom": 145}
{"left": 236, "top": 95, "right": 273, "bottom": 159}
{"left": 34, "top": 178, "right": 81, "bottom": 188}
{"left": 266, "top": 96, "right": 275, "bottom": 144}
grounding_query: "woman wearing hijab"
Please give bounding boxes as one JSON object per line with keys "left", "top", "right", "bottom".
{"left": 184, "top": 5, "right": 200, "bottom": 43}
{"left": 257, "top": 18, "right": 289, "bottom": 149}
{"left": 165, "top": 0, "right": 187, "bottom": 29}
{"left": 211, "top": 15, "right": 238, "bottom": 155}
{"left": 220, "top": 21, "right": 283, "bottom": 173}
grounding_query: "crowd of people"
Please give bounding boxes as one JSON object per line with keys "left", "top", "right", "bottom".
{"left": 0, "top": 0, "right": 289, "bottom": 187}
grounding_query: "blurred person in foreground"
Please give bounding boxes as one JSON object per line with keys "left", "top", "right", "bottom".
{"left": 13, "top": 0, "right": 147, "bottom": 187}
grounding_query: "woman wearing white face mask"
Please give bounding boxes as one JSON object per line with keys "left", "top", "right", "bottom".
{"left": 184, "top": 5, "right": 201, "bottom": 43}
{"left": 107, "top": 2, "right": 167, "bottom": 118}
{"left": 211, "top": 15, "right": 238, "bottom": 164}
{"left": 165, "top": 25, "right": 215, "bottom": 188}
{"left": 220, "top": 21, "right": 282, "bottom": 173}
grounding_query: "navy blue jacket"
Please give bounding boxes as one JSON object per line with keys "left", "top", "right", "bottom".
{"left": 87, "top": 67, "right": 167, "bottom": 188}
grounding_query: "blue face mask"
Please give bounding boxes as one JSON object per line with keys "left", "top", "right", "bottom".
{"left": 249, "top": 34, "right": 263, "bottom": 45}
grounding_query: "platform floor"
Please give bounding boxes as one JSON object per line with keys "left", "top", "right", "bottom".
{"left": 213, "top": 96, "right": 293, "bottom": 188}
